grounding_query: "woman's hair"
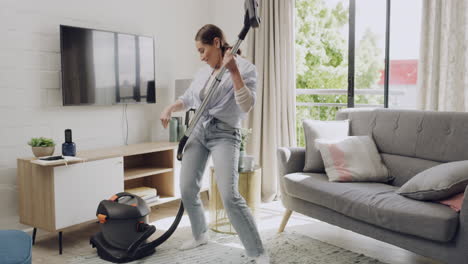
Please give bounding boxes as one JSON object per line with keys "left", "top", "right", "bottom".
{"left": 195, "top": 24, "right": 241, "bottom": 56}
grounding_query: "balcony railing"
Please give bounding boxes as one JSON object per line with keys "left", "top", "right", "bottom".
{"left": 295, "top": 88, "right": 405, "bottom": 108}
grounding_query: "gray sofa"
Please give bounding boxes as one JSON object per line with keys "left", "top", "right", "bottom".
{"left": 277, "top": 108, "right": 468, "bottom": 264}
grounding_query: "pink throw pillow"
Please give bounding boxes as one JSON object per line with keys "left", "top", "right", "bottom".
{"left": 438, "top": 193, "right": 464, "bottom": 212}
{"left": 315, "top": 136, "right": 391, "bottom": 182}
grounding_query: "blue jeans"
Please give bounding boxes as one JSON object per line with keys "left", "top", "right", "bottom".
{"left": 179, "top": 118, "right": 264, "bottom": 257}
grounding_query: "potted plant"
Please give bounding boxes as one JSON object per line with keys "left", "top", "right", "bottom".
{"left": 28, "top": 137, "right": 56, "bottom": 157}
{"left": 239, "top": 128, "right": 252, "bottom": 171}
{"left": 239, "top": 128, "right": 252, "bottom": 154}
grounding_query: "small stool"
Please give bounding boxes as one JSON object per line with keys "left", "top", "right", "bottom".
{"left": 209, "top": 166, "right": 261, "bottom": 234}
{"left": 0, "top": 230, "right": 32, "bottom": 264}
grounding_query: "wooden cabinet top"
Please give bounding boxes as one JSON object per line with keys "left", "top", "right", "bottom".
{"left": 19, "top": 141, "right": 178, "bottom": 167}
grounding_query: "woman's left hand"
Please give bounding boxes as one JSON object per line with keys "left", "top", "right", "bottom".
{"left": 223, "top": 48, "right": 239, "bottom": 73}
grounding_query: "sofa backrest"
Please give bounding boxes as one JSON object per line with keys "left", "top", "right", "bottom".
{"left": 336, "top": 108, "right": 468, "bottom": 186}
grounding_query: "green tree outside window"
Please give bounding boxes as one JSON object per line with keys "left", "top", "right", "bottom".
{"left": 295, "top": 0, "right": 384, "bottom": 146}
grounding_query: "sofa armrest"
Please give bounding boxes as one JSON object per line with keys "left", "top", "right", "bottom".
{"left": 277, "top": 147, "right": 305, "bottom": 178}
{"left": 460, "top": 185, "right": 468, "bottom": 221}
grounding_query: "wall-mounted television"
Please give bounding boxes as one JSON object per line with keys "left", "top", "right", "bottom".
{"left": 60, "top": 25, "right": 156, "bottom": 106}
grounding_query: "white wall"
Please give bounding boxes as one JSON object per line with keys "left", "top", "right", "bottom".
{"left": 211, "top": 0, "right": 255, "bottom": 59}
{"left": 0, "top": 0, "right": 212, "bottom": 229}
{"left": 212, "top": 0, "right": 245, "bottom": 46}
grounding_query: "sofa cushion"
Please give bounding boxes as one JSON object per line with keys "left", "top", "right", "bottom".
{"left": 303, "top": 119, "right": 349, "bottom": 172}
{"left": 316, "top": 136, "right": 391, "bottom": 182}
{"left": 282, "top": 172, "right": 459, "bottom": 242}
{"left": 397, "top": 161, "right": 468, "bottom": 201}
{"left": 381, "top": 153, "right": 441, "bottom": 187}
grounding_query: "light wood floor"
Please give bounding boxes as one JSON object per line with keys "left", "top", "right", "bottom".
{"left": 31, "top": 192, "right": 441, "bottom": 264}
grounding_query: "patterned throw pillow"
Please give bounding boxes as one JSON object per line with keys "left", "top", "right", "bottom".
{"left": 315, "top": 136, "right": 391, "bottom": 182}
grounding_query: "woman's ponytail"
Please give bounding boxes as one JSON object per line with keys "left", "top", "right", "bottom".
{"left": 195, "top": 24, "right": 242, "bottom": 56}
{"left": 221, "top": 42, "right": 242, "bottom": 56}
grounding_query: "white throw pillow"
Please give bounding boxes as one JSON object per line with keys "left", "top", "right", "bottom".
{"left": 315, "top": 136, "right": 391, "bottom": 182}
{"left": 303, "top": 119, "right": 349, "bottom": 172}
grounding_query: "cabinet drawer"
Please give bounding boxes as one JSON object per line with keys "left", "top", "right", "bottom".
{"left": 53, "top": 157, "right": 124, "bottom": 229}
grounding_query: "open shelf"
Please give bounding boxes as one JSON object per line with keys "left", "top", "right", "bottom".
{"left": 146, "top": 196, "right": 180, "bottom": 207}
{"left": 123, "top": 148, "right": 176, "bottom": 205}
{"left": 124, "top": 167, "right": 173, "bottom": 181}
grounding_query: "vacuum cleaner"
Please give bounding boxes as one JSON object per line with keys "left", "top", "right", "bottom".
{"left": 90, "top": 0, "right": 260, "bottom": 262}
{"left": 90, "top": 192, "right": 184, "bottom": 263}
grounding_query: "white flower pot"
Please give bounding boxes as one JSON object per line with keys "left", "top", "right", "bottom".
{"left": 31, "top": 146, "right": 55, "bottom": 157}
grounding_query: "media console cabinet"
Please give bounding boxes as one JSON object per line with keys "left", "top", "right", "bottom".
{"left": 17, "top": 141, "right": 209, "bottom": 254}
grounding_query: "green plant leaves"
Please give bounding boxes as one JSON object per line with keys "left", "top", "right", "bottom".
{"left": 27, "top": 137, "right": 55, "bottom": 147}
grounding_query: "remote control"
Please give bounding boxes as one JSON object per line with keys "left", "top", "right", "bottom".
{"left": 39, "top": 155, "right": 64, "bottom": 161}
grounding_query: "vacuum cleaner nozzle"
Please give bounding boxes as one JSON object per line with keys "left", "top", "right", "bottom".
{"left": 245, "top": 0, "right": 261, "bottom": 28}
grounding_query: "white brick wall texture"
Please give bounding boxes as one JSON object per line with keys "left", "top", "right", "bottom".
{"left": 0, "top": 0, "right": 214, "bottom": 229}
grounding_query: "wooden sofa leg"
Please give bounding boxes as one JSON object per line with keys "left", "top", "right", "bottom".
{"left": 278, "top": 209, "right": 292, "bottom": 233}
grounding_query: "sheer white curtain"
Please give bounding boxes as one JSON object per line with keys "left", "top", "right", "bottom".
{"left": 417, "top": 0, "right": 468, "bottom": 111}
{"left": 244, "top": 0, "right": 296, "bottom": 202}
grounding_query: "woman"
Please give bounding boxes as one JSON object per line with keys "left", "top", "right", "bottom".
{"left": 160, "top": 24, "right": 269, "bottom": 263}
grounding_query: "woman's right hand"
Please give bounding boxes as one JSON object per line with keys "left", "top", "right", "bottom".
{"left": 160, "top": 106, "right": 172, "bottom": 128}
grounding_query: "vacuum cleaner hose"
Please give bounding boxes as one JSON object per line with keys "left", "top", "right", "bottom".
{"left": 137, "top": 201, "right": 184, "bottom": 252}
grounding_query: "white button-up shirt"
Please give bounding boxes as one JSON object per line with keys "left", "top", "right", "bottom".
{"left": 179, "top": 56, "right": 257, "bottom": 131}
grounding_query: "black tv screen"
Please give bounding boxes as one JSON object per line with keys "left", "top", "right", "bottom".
{"left": 60, "top": 25, "right": 155, "bottom": 105}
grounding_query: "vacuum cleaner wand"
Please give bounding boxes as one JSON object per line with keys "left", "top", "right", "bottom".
{"left": 177, "top": 0, "right": 261, "bottom": 161}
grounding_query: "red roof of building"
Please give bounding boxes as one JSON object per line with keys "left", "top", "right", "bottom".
{"left": 378, "top": 59, "right": 418, "bottom": 85}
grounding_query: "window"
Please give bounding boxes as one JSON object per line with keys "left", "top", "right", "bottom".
{"left": 354, "top": 0, "right": 386, "bottom": 107}
{"left": 388, "top": 0, "right": 422, "bottom": 109}
{"left": 295, "top": 0, "right": 422, "bottom": 146}
{"left": 295, "top": 0, "right": 349, "bottom": 146}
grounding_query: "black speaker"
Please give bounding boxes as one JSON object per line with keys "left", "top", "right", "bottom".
{"left": 147, "top": 80, "right": 156, "bottom": 103}
{"left": 62, "top": 129, "right": 76, "bottom": 156}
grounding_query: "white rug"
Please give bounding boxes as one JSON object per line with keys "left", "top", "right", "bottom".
{"left": 70, "top": 227, "right": 387, "bottom": 264}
